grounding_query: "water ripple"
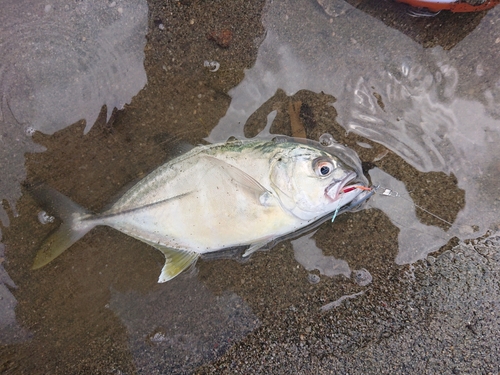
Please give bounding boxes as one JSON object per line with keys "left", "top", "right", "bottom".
{"left": 0, "top": 0, "right": 148, "bottom": 222}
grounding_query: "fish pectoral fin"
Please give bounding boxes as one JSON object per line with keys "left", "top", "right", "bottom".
{"left": 150, "top": 244, "right": 199, "bottom": 283}
{"left": 202, "top": 155, "right": 270, "bottom": 197}
{"left": 243, "top": 239, "right": 271, "bottom": 257}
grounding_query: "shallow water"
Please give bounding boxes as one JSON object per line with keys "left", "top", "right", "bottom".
{"left": 1, "top": 0, "right": 500, "bottom": 373}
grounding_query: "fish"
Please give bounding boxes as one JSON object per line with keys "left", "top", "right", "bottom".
{"left": 31, "top": 136, "right": 373, "bottom": 282}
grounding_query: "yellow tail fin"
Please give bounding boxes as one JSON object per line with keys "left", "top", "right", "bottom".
{"left": 29, "top": 185, "right": 96, "bottom": 269}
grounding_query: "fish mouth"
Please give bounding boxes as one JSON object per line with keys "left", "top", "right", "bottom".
{"left": 325, "top": 171, "right": 360, "bottom": 202}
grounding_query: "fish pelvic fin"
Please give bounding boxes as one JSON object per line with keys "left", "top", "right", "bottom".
{"left": 242, "top": 239, "right": 271, "bottom": 257}
{"left": 149, "top": 244, "right": 199, "bottom": 283}
{"left": 30, "top": 184, "right": 96, "bottom": 270}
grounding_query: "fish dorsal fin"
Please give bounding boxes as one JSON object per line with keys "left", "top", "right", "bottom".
{"left": 201, "top": 155, "right": 271, "bottom": 198}
{"left": 149, "top": 243, "right": 199, "bottom": 283}
{"left": 168, "top": 141, "right": 195, "bottom": 158}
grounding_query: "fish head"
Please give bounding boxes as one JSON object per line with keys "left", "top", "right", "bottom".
{"left": 270, "top": 141, "right": 368, "bottom": 221}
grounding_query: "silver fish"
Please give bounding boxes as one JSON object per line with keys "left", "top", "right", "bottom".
{"left": 31, "top": 137, "right": 373, "bottom": 282}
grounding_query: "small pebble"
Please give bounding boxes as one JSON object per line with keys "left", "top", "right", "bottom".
{"left": 307, "top": 273, "right": 320, "bottom": 284}
{"left": 25, "top": 127, "right": 36, "bottom": 137}
{"left": 38, "top": 211, "right": 55, "bottom": 224}
{"left": 319, "top": 133, "right": 337, "bottom": 147}
{"left": 352, "top": 268, "right": 372, "bottom": 286}
{"left": 204, "top": 60, "right": 220, "bottom": 72}
{"left": 356, "top": 141, "right": 373, "bottom": 149}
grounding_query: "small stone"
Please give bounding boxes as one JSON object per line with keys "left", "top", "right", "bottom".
{"left": 203, "top": 60, "right": 220, "bottom": 72}
{"left": 25, "top": 127, "right": 36, "bottom": 137}
{"left": 207, "top": 29, "right": 233, "bottom": 48}
{"left": 352, "top": 268, "right": 372, "bottom": 286}
{"left": 38, "top": 211, "right": 55, "bottom": 224}
{"left": 307, "top": 273, "right": 320, "bottom": 284}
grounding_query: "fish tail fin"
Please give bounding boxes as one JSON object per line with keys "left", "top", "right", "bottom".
{"left": 29, "top": 184, "right": 96, "bottom": 270}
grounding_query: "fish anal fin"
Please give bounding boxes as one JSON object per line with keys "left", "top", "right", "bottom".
{"left": 150, "top": 244, "right": 199, "bottom": 283}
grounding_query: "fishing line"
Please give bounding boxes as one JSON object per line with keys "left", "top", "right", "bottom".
{"left": 330, "top": 184, "right": 454, "bottom": 228}
{"left": 374, "top": 185, "right": 454, "bottom": 227}
{"left": 331, "top": 208, "right": 339, "bottom": 222}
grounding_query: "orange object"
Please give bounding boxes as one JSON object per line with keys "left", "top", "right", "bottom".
{"left": 342, "top": 185, "right": 373, "bottom": 193}
{"left": 207, "top": 29, "right": 233, "bottom": 48}
{"left": 396, "top": 0, "right": 500, "bottom": 12}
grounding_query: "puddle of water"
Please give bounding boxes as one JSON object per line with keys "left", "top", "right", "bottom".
{"left": 0, "top": 236, "right": 31, "bottom": 344}
{"left": 292, "top": 232, "right": 351, "bottom": 278}
{"left": 1, "top": 0, "right": 266, "bottom": 372}
{"left": 0, "top": 0, "right": 148, "bottom": 222}
{"left": 209, "top": 0, "right": 500, "bottom": 263}
{"left": 108, "top": 274, "right": 259, "bottom": 375}
{"left": 0, "top": 0, "right": 148, "bottom": 353}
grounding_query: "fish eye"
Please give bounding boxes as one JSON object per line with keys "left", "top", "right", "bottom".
{"left": 314, "top": 159, "right": 335, "bottom": 177}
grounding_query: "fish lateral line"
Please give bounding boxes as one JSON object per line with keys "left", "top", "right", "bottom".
{"left": 92, "top": 191, "right": 194, "bottom": 221}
